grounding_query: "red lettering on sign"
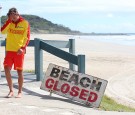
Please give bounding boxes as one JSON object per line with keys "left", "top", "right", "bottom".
{"left": 45, "top": 78, "right": 54, "bottom": 89}
{"left": 53, "top": 81, "right": 60, "bottom": 91}
{"left": 61, "top": 83, "right": 70, "bottom": 93}
{"left": 79, "top": 89, "right": 89, "bottom": 100}
{"left": 70, "top": 86, "right": 80, "bottom": 97}
{"left": 88, "top": 92, "right": 98, "bottom": 102}
{"left": 45, "top": 78, "right": 98, "bottom": 103}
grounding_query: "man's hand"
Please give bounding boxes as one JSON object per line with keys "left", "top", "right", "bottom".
{"left": 8, "top": 14, "right": 13, "bottom": 21}
{"left": 17, "top": 48, "right": 24, "bottom": 55}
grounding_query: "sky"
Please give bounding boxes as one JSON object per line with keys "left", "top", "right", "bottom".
{"left": 0, "top": 0, "right": 135, "bottom": 33}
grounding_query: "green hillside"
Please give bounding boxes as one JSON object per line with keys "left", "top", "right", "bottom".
{"left": 1, "top": 14, "right": 81, "bottom": 34}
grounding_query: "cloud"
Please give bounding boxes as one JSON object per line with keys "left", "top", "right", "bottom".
{"left": 107, "top": 13, "right": 114, "bottom": 18}
{"left": 1, "top": 0, "right": 135, "bottom": 33}
{"left": 1, "top": 0, "right": 135, "bottom": 14}
{"left": 32, "top": 0, "right": 135, "bottom": 12}
{"left": 13, "top": 0, "right": 135, "bottom": 14}
{"left": 78, "top": 22, "right": 135, "bottom": 33}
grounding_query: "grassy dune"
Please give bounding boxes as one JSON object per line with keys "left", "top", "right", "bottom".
{"left": 100, "top": 95, "right": 135, "bottom": 112}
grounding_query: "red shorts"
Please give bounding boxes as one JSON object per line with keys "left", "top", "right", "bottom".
{"left": 3, "top": 51, "right": 24, "bottom": 70}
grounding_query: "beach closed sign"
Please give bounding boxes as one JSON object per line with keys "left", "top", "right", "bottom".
{"left": 40, "top": 63, "right": 108, "bottom": 108}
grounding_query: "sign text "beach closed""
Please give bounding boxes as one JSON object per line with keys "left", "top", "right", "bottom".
{"left": 40, "top": 63, "right": 108, "bottom": 108}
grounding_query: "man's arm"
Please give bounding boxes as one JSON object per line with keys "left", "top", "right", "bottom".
{"left": 1, "top": 19, "right": 11, "bottom": 34}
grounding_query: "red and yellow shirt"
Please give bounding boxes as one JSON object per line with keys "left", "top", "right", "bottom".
{"left": 1, "top": 16, "right": 30, "bottom": 52}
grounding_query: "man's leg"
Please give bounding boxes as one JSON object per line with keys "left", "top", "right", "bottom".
{"left": 16, "top": 69, "right": 23, "bottom": 98}
{"left": 4, "top": 66, "right": 14, "bottom": 97}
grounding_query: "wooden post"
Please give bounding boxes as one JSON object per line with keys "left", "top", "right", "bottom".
{"left": 78, "top": 55, "right": 85, "bottom": 73}
{"left": 34, "top": 38, "right": 43, "bottom": 81}
{"left": 34, "top": 39, "right": 37, "bottom": 74}
{"left": 69, "top": 39, "right": 75, "bottom": 70}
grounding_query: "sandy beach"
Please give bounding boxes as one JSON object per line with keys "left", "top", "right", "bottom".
{"left": 1, "top": 34, "right": 135, "bottom": 108}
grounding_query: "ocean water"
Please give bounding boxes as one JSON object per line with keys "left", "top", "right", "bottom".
{"left": 73, "top": 34, "right": 135, "bottom": 46}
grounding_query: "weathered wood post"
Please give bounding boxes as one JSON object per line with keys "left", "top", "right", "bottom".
{"left": 69, "top": 39, "right": 75, "bottom": 70}
{"left": 78, "top": 55, "right": 85, "bottom": 73}
{"left": 34, "top": 38, "right": 43, "bottom": 81}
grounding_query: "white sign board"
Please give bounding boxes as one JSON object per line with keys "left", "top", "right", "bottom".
{"left": 40, "top": 63, "right": 108, "bottom": 108}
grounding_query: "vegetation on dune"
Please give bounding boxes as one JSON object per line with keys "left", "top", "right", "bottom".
{"left": 100, "top": 95, "right": 135, "bottom": 112}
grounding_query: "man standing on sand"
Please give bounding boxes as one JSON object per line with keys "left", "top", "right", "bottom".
{"left": 1, "top": 7, "right": 30, "bottom": 98}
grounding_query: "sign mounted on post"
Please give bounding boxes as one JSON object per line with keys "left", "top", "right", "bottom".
{"left": 40, "top": 63, "right": 108, "bottom": 108}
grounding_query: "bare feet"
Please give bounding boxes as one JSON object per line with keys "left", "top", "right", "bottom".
{"left": 6, "top": 92, "right": 14, "bottom": 98}
{"left": 15, "top": 92, "right": 22, "bottom": 98}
